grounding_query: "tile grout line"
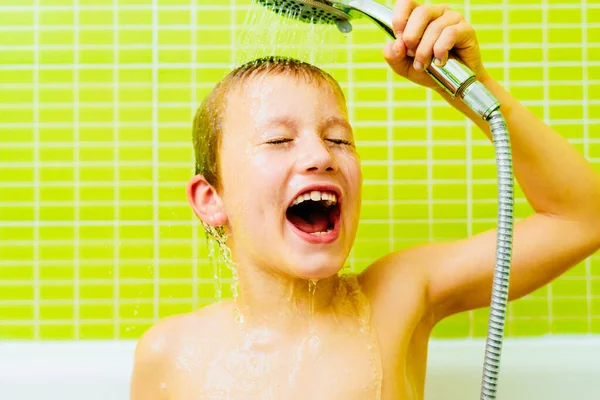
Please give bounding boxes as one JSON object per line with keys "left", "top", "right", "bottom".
{"left": 113, "top": 0, "right": 121, "bottom": 340}
{"left": 33, "top": 0, "right": 40, "bottom": 341}
{"left": 152, "top": 0, "right": 160, "bottom": 324}
{"left": 73, "top": 0, "right": 81, "bottom": 341}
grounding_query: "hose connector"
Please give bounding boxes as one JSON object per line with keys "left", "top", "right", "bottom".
{"left": 427, "top": 58, "right": 476, "bottom": 96}
{"left": 427, "top": 59, "right": 500, "bottom": 120}
{"left": 460, "top": 81, "right": 501, "bottom": 120}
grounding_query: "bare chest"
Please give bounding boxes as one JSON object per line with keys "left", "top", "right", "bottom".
{"left": 166, "top": 328, "right": 383, "bottom": 400}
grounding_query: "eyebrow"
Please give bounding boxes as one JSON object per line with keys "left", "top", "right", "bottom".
{"left": 321, "top": 116, "right": 353, "bottom": 134}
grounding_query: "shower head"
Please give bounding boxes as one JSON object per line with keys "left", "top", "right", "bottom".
{"left": 254, "top": 0, "right": 395, "bottom": 36}
{"left": 254, "top": 0, "right": 356, "bottom": 33}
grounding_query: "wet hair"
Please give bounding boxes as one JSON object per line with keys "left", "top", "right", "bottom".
{"left": 192, "top": 56, "right": 346, "bottom": 190}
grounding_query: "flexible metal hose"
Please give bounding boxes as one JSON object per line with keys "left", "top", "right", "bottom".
{"left": 480, "top": 110, "right": 514, "bottom": 400}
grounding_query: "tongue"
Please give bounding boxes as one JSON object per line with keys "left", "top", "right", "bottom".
{"left": 288, "top": 213, "right": 330, "bottom": 234}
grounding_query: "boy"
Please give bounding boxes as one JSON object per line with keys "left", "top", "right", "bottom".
{"left": 130, "top": 1, "right": 600, "bottom": 399}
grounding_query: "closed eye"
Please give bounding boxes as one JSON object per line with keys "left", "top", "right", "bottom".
{"left": 327, "top": 139, "right": 354, "bottom": 146}
{"left": 266, "top": 138, "right": 292, "bottom": 145}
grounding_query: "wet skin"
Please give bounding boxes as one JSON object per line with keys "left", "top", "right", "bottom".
{"left": 131, "top": 75, "right": 433, "bottom": 399}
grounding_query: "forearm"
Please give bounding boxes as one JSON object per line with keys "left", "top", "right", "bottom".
{"left": 438, "top": 72, "right": 600, "bottom": 224}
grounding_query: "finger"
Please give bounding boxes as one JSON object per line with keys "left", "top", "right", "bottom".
{"left": 402, "top": 4, "right": 450, "bottom": 57}
{"left": 433, "top": 20, "right": 474, "bottom": 66}
{"left": 413, "top": 11, "right": 463, "bottom": 70}
{"left": 392, "top": 0, "right": 418, "bottom": 37}
{"left": 382, "top": 38, "right": 412, "bottom": 77}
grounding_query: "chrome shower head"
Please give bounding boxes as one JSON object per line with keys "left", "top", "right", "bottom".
{"left": 254, "top": 0, "right": 355, "bottom": 33}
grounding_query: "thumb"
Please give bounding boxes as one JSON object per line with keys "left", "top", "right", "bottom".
{"left": 383, "top": 39, "right": 412, "bottom": 78}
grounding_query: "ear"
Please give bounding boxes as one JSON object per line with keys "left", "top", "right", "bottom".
{"left": 186, "top": 175, "right": 228, "bottom": 227}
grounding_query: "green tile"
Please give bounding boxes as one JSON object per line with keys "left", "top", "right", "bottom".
{"left": 39, "top": 206, "right": 74, "bottom": 221}
{"left": 159, "top": 302, "right": 192, "bottom": 318}
{"left": 431, "top": 313, "right": 470, "bottom": 338}
{"left": 119, "top": 302, "right": 152, "bottom": 319}
{"left": 79, "top": 205, "right": 115, "bottom": 221}
{"left": 0, "top": 244, "right": 34, "bottom": 261}
{"left": 0, "top": 186, "right": 34, "bottom": 202}
{"left": 511, "top": 318, "right": 549, "bottom": 337}
{"left": 0, "top": 284, "right": 34, "bottom": 301}
{"left": 393, "top": 222, "right": 429, "bottom": 240}
{"left": 40, "top": 265, "right": 74, "bottom": 280}
{"left": 119, "top": 264, "right": 154, "bottom": 280}
{"left": 0, "top": 206, "right": 34, "bottom": 222}
{"left": 0, "top": 265, "right": 34, "bottom": 280}
{"left": 0, "top": 305, "right": 33, "bottom": 320}
{"left": 432, "top": 183, "right": 467, "bottom": 200}
{"left": 432, "top": 222, "right": 468, "bottom": 239}
{"left": 512, "top": 297, "right": 548, "bottom": 317}
{"left": 79, "top": 243, "right": 115, "bottom": 259}
{"left": 40, "top": 284, "right": 74, "bottom": 300}
{"left": 432, "top": 203, "right": 467, "bottom": 219}
{"left": 80, "top": 283, "right": 114, "bottom": 300}
{"left": 79, "top": 323, "right": 114, "bottom": 339}
{"left": 393, "top": 105, "right": 427, "bottom": 121}
{"left": 553, "top": 298, "right": 588, "bottom": 318}
{"left": 392, "top": 183, "right": 428, "bottom": 201}
{"left": 158, "top": 263, "right": 192, "bottom": 279}
{"left": 159, "top": 283, "right": 192, "bottom": 299}
{"left": 119, "top": 283, "right": 154, "bottom": 300}
{"left": 551, "top": 318, "right": 589, "bottom": 334}
{"left": 552, "top": 278, "right": 588, "bottom": 297}
{"left": 159, "top": 224, "right": 191, "bottom": 239}
{"left": 2, "top": 108, "right": 34, "bottom": 124}
{"left": 159, "top": 243, "right": 192, "bottom": 259}
{"left": 0, "top": 50, "right": 34, "bottom": 65}
{"left": 0, "top": 325, "right": 35, "bottom": 340}
{"left": 120, "top": 323, "right": 151, "bottom": 339}
{"left": 39, "top": 324, "right": 74, "bottom": 340}
{"left": 40, "top": 304, "right": 74, "bottom": 320}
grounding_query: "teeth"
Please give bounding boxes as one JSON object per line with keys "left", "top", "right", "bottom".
{"left": 309, "top": 227, "right": 334, "bottom": 236}
{"left": 291, "top": 190, "right": 338, "bottom": 207}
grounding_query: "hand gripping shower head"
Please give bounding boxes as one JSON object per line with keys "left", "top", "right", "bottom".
{"left": 254, "top": 0, "right": 499, "bottom": 119}
{"left": 254, "top": 2, "right": 515, "bottom": 400}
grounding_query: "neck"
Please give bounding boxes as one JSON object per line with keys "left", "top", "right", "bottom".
{"left": 231, "top": 260, "right": 342, "bottom": 333}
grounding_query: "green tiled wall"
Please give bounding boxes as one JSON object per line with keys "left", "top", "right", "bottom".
{"left": 1, "top": 0, "right": 599, "bottom": 340}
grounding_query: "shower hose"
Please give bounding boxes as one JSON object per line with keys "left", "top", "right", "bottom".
{"left": 479, "top": 109, "right": 514, "bottom": 400}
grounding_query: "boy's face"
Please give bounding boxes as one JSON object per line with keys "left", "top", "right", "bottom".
{"left": 218, "top": 73, "right": 362, "bottom": 279}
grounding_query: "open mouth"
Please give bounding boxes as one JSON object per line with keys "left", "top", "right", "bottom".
{"left": 285, "top": 190, "right": 341, "bottom": 243}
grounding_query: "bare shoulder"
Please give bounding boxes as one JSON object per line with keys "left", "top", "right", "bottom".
{"left": 357, "top": 243, "right": 445, "bottom": 336}
{"left": 130, "top": 301, "right": 235, "bottom": 400}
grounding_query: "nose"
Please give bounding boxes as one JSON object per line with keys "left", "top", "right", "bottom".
{"left": 296, "top": 137, "right": 339, "bottom": 174}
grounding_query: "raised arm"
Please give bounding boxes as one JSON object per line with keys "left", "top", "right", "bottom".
{"left": 362, "top": 0, "right": 600, "bottom": 322}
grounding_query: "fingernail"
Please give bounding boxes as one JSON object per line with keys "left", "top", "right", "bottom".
{"left": 413, "top": 60, "right": 423, "bottom": 71}
{"left": 407, "top": 49, "right": 415, "bottom": 57}
{"left": 395, "top": 31, "right": 403, "bottom": 40}
{"left": 392, "top": 40, "right": 401, "bottom": 55}
{"left": 434, "top": 58, "right": 442, "bottom": 67}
